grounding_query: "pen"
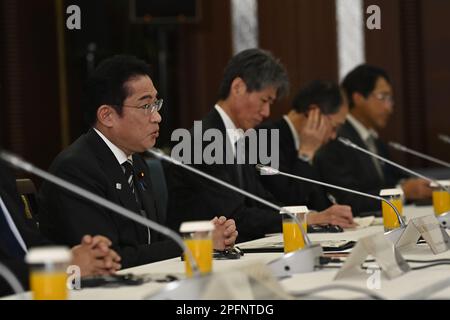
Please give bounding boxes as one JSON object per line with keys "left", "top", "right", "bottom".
{"left": 326, "top": 193, "right": 359, "bottom": 228}
{"left": 326, "top": 193, "right": 338, "bottom": 205}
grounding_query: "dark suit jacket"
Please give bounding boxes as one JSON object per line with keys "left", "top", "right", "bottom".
{"left": 0, "top": 162, "right": 50, "bottom": 297}
{"left": 166, "top": 108, "right": 281, "bottom": 242}
{"left": 315, "top": 120, "right": 406, "bottom": 215}
{"left": 256, "top": 118, "right": 331, "bottom": 211}
{"left": 38, "top": 129, "right": 180, "bottom": 268}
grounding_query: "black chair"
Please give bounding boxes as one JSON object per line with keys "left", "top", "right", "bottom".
{"left": 146, "top": 158, "right": 168, "bottom": 224}
{"left": 15, "top": 178, "right": 38, "bottom": 221}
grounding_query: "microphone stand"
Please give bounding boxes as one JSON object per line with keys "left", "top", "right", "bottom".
{"left": 0, "top": 150, "right": 201, "bottom": 282}
{"left": 148, "top": 148, "right": 323, "bottom": 279}
{"left": 339, "top": 137, "right": 449, "bottom": 192}
{"left": 339, "top": 137, "right": 450, "bottom": 231}
{"left": 389, "top": 141, "right": 450, "bottom": 169}
{"left": 438, "top": 134, "right": 450, "bottom": 145}
{"left": 255, "top": 164, "right": 407, "bottom": 244}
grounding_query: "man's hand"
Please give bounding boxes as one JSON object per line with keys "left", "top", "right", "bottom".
{"left": 298, "top": 108, "right": 330, "bottom": 159}
{"left": 402, "top": 178, "right": 433, "bottom": 200}
{"left": 71, "top": 235, "right": 122, "bottom": 276}
{"left": 307, "top": 205, "right": 357, "bottom": 228}
{"left": 211, "top": 216, "right": 238, "bottom": 251}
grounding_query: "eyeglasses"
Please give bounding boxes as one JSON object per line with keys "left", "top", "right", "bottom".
{"left": 371, "top": 93, "right": 394, "bottom": 104}
{"left": 121, "top": 99, "right": 163, "bottom": 115}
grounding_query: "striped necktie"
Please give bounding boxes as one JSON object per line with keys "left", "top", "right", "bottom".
{"left": 121, "top": 160, "right": 151, "bottom": 244}
{"left": 122, "top": 159, "right": 139, "bottom": 204}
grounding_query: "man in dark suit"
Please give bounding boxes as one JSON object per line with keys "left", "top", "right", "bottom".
{"left": 38, "top": 55, "right": 237, "bottom": 269}
{"left": 315, "top": 64, "right": 432, "bottom": 215}
{"left": 256, "top": 80, "right": 355, "bottom": 227}
{"left": 0, "top": 161, "right": 121, "bottom": 297}
{"left": 167, "top": 49, "right": 355, "bottom": 242}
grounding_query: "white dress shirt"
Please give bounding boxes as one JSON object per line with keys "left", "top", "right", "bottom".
{"left": 94, "top": 128, "right": 133, "bottom": 165}
{"left": 214, "top": 104, "right": 244, "bottom": 156}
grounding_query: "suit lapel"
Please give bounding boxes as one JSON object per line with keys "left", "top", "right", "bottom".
{"left": 203, "top": 109, "right": 242, "bottom": 188}
{"left": 86, "top": 129, "right": 141, "bottom": 214}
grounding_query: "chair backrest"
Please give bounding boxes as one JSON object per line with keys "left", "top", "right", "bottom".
{"left": 146, "top": 158, "right": 168, "bottom": 224}
{"left": 15, "top": 178, "right": 38, "bottom": 220}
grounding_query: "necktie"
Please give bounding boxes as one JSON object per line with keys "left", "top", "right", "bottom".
{"left": 122, "top": 159, "right": 140, "bottom": 205}
{"left": 0, "top": 198, "right": 26, "bottom": 259}
{"left": 122, "top": 160, "right": 151, "bottom": 244}
{"left": 365, "top": 135, "right": 385, "bottom": 181}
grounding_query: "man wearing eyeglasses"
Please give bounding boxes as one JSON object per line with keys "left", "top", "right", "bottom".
{"left": 38, "top": 55, "right": 237, "bottom": 268}
{"left": 315, "top": 64, "right": 432, "bottom": 215}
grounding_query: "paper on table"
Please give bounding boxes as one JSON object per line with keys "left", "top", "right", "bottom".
{"left": 345, "top": 216, "right": 375, "bottom": 230}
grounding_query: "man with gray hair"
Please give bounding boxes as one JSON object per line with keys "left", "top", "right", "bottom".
{"left": 167, "top": 49, "right": 287, "bottom": 242}
{"left": 167, "top": 49, "right": 354, "bottom": 242}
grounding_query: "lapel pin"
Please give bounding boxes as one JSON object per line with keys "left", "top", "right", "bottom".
{"left": 116, "top": 183, "right": 122, "bottom": 190}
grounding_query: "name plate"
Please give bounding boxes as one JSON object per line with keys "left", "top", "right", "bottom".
{"left": 396, "top": 215, "right": 450, "bottom": 254}
{"left": 335, "top": 233, "right": 410, "bottom": 280}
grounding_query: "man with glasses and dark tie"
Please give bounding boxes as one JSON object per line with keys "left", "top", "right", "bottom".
{"left": 38, "top": 55, "right": 237, "bottom": 268}
{"left": 0, "top": 161, "right": 121, "bottom": 297}
{"left": 315, "top": 64, "right": 432, "bottom": 215}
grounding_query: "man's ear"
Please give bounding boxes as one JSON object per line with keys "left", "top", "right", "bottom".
{"left": 96, "top": 105, "right": 115, "bottom": 128}
{"left": 352, "top": 92, "right": 366, "bottom": 107}
{"left": 230, "top": 77, "right": 247, "bottom": 97}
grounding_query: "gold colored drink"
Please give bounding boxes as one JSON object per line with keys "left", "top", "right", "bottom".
{"left": 379, "top": 188, "right": 404, "bottom": 232}
{"left": 25, "top": 247, "right": 71, "bottom": 300}
{"left": 432, "top": 190, "right": 450, "bottom": 216}
{"left": 180, "top": 221, "right": 214, "bottom": 278}
{"left": 381, "top": 198, "right": 403, "bottom": 231}
{"left": 280, "top": 206, "right": 309, "bottom": 253}
{"left": 30, "top": 272, "right": 68, "bottom": 300}
{"left": 183, "top": 238, "right": 213, "bottom": 277}
{"left": 282, "top": 221, "right": 307, "bottom": 253}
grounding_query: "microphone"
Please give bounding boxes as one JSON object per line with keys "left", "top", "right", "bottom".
{"left": 149, "top": 149, "right": 311, "bottom": 245}
{"left": 338, "top": 137, "right": 449, "bottom": 192}
{"left": 438, "top": 134, "right": 450, "bottom": 145}
{"left": 0, "top": 150, "right": 200, "bottom": 276}
{"left": 388, "top": 141, "right": 450, "bottom": 169}
{"left": 148, "top": 148, "right": 323, "bottom": 278}
{"left": 255, "top": 164, "right": 405, "bottom": 229}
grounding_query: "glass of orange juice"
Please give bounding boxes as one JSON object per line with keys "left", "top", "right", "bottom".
{"left": 179, "top": 221, "right": 214, "bottom": 278}
{"left": 430, "top": 180, "right": 450, "bottom": 216}
{"left": 379, "top": 188, "right": 404, "bottom": 232}
{"left": 26, "top": 247, "right": 71, "bottom": 300}
{"left": 280, "top": 206, "right": 309, "bottom": 253}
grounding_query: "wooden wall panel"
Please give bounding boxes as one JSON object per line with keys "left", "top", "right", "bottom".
{"left": 421, "top": 0, "right": 450, "bottom": 163}
{"left": 175, "top": 0, "right": 232, "bottom": 129}
{"left": 258, "top": 0, "right": 338, "bottom": 120}
{"left": 363, "top": 0, "right": 408, "bottom": 164}
{"left": 1, "top": 0, "right": 448, "bottom": 173}
{"left": 0, "top": 0, "right": 61, "bottom": 175}
{"left": 365, "top": 0, "right": 450, "bottom": 167}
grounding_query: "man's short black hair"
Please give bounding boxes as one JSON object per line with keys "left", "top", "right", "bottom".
{"left": 82, "top": 55, "right": 152, "bottom": 126}
{"left": 342, "top": 64, "right": 391, "bottom": 108}
{"left": 292, "top": 80, "right": 343, "bottom": 115}
{"left": 218, "top": 48, "right": 289, "bottom": 100}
